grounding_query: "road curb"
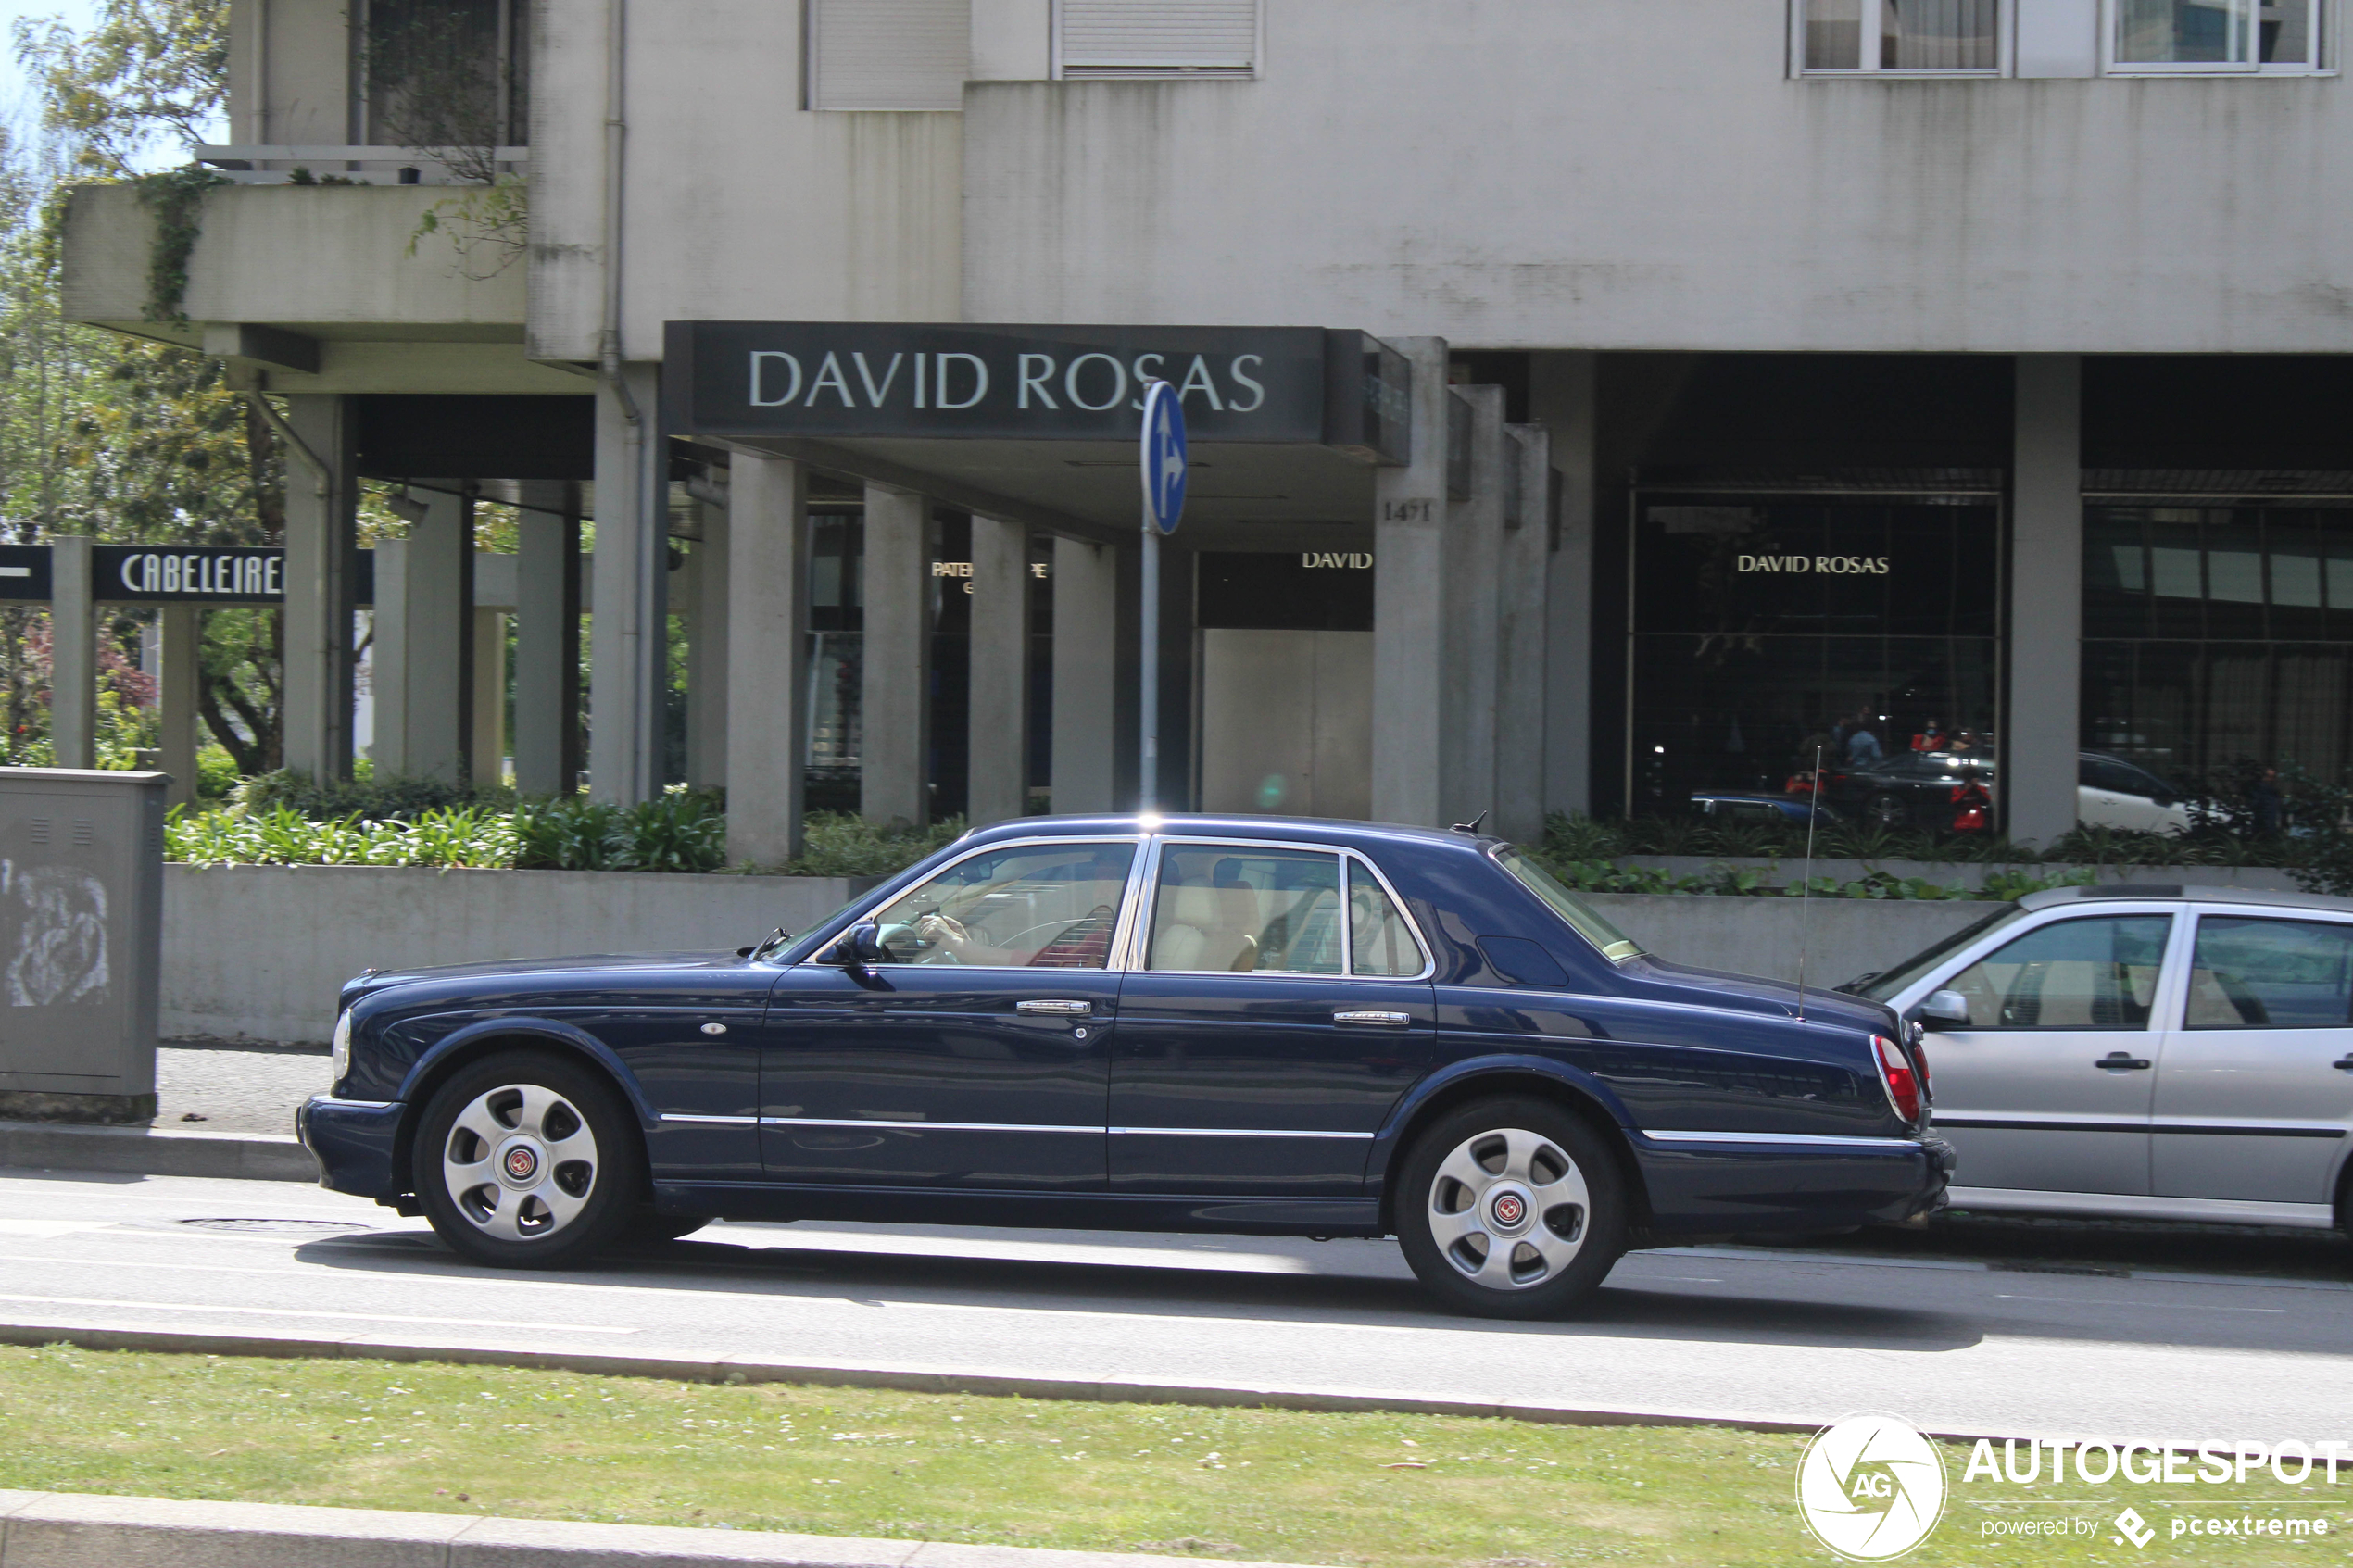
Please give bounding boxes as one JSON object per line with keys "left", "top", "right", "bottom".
{"left": 0, "top": 1120, "right": 317, "bottom": 1184}
{"left": 0, "top": 1488, "right": 1321, "bottom": 1568}
{"left": 0, "top": 1317, "right": 1838, "bottom": 1436}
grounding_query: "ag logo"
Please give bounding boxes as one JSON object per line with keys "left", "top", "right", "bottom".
{"left": 1796, "top": 1413, "right": 1948, "bottom": 1561}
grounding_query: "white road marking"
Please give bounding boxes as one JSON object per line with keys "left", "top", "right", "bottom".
{"left": 0, "top": 1220, "right": 115, "bottom": 1237}
{"left": 0, "top": 1293, "right": 636, "bottom": 1334}
{"left": 1994, "top": 1295, "right": 2287, "bottom": 1313}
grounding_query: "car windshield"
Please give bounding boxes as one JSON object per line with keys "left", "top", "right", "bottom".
{"left": 1494, "top": 847, "right": 1642, "bottom": 962}
{"left": 1851, "top": 904, "right": 2026, "bottom": 1001}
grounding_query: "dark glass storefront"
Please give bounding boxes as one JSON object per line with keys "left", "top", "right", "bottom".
{"left": 1627, "top": 496, "right": 2000, "bottom": 813}
{"left": 2083, "top": 504, "right": 2353, "bottom": 786}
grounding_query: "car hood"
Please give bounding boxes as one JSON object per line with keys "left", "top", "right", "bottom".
{"left": 340, "top": 950, "right": 742, "bottom": 1009}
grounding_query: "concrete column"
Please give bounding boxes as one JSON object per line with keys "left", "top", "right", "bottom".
{"left": 280, "top": 394, "right": 359, "bottom": 782}
{"left": 471, "top": 608, "right": 506, "bottom": 784}
{"left": 685, "top": 498, "right": 731, "bottom": 791}
{"left": 1372, "top": 336, "right": 1451, "bottom": 828}
{"left": 861, "top": 484, "right": 931, "bottom": 826}
{"left": 158, "top": 606, "right": 199, "bottom": 809}
{"left": 589, "top": 364, "right": 668, "bottom": 804}
{"left": 48, "top": 536, "right": 94, "bottom": 769}
{"left": 1495, "top": 423, "right": 1552, "bottom": 844}
{"left": 1051, "top": 536, "right": 1120, "bottom": 813}
{"left": 725, "top": 454, "right": 811, "bottom": 866}
{"left": 512, "top": 487, "right": 582, "bottom": 797}
{"left": 967, "top": 514, "right": 1032, "bottom": 825}
{"left": 2008, "top": 354, "right": 2083, "bottom": 846}
{"left": 371, "top": 489, "right": 474, "bottom": 783}
{"left": 1441, "top": 385, "right": 1506, "bottom": 830}
{"left": 1531, "top": 352, "right": 1597, "bottom": 820}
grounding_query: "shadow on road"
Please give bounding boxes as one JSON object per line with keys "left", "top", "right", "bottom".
{"left": 288, "top": 1228, "right": 1989, "bottom": 1355}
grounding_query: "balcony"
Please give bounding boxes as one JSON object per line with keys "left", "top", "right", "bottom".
{"left": 59, "top": 181, "right": 575, "bottom": 396}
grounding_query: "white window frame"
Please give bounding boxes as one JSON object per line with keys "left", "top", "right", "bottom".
{"left": 1791, "top": 0, "right": 2012, "bottom": 75}
{"left": 1051, "top": 0, "right": 1263, "bottom": 81}
{"left": 2101, "top": 0, "right": 2335, "bottom": 73}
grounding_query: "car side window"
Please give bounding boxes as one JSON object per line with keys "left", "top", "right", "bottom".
{"left": 1943, "top": 915, "right": 2172, "bottom": 1031}
{"left": 871, "top": 841, "right": 1136, "bottom": 968}
{"left": 1148, "top": 847, "right": 1343, "bottom": 974}
{"left": 1347, "top": 860, "right": 1425, "bottom": 977}
{"left": 2185, "top": 917, "right": 2353, "bottom": 1029}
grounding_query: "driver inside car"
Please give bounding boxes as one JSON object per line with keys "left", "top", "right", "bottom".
{"left": 876, "top": 843, "right": 1136, "bottom": 967}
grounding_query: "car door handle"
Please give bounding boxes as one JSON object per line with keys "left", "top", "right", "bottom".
{"left": 2095, "top": 1051, "right": 2152, "bottom": 1071}
{"left": 1334, "top": 1010, "right": 1413, "bottom": 1026}
{"left": 2334, "top": 1057, "right": 2353, "bottom": 1072}
{"left": 1017, "top": 999, "right": 1093, "bottom": 1016}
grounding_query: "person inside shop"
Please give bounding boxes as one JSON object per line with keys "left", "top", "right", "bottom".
{"left": 1949, "top": 729, "right": 1982, "bottom": 758}
{"left": 1845, "top": 713, "right": 1884, "bottom": 767}
{"left": 1911, "top": 718, "right": 1945, "bottom": 753}
{"left": 1950, "top": 765, "right": 1992, "bottom": 834}
{"left": 1786, "top": 767, "right": 1821, "bottom": 798}
{"left": 2251, "top": 767, "right": 2284, "bottom": 835}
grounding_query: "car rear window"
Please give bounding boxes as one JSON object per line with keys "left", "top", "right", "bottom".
{"left": 1494, "top": 847, "right": 1642, "bottom": 963}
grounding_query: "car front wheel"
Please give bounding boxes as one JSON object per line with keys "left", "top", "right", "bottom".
{"left": 1395, "top": 1098, "right": 1626, "bottom": 1319}
{"left": 414, "top": 1050, "right": 643, "bottom": 1269}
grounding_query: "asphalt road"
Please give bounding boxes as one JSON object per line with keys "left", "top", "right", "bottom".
{"left": 0, "top": 1167, "right": 2347, "bottom": 1445}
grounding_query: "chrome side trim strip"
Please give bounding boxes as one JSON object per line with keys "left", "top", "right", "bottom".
{"left": 1108, "top": 1126, "right": 1377, "bottom": 1140}
{"left": 1642, "top": 1129, "right": 1922, "bottom": 1149}
{"left": 311, "top": 1097, "right": 398, "bottom": 1110}
{"left": 760, "top": 1116, "right": 1101, "bottom": 1135}
{"left": 659, "top": 1113, "right": 761, "bottom": 1126}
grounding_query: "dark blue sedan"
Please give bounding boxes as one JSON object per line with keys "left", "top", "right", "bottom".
{"left": 299, "top": 815, "right": 1951, "bottom": 1318}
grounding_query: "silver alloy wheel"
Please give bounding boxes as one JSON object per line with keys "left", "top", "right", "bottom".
{"left": 441, "top": 1083, "right": 599, "bottom": 1242}
{"left": 1426, "top": 1126, "right": 1590, "bottom": 1290}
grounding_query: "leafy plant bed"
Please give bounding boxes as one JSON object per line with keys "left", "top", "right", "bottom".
{"left": 1, "top": 1345, "right": 2338, "bottom": 1566}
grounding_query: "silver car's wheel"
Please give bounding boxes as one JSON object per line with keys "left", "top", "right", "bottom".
{"left": 441, "top": 1083, "right": 601, "bottom": 1242}
{"left": 1395, "top": 1098, "right": 1625, "bottom": 1318}
{"left": 1426, "top": 1126, "right": 1592, "bottom": 1290}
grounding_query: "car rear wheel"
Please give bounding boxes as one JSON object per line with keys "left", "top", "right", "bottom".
{"left": 1395, "top": 1098, "right": 1627, "bottom": 1319}
{"left": 415, "top": 1050, "right": 643, "bottom": 1269}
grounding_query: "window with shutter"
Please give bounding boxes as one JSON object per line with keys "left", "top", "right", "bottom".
{"left": 806, "top": 0, "right": 970, "bottom": 111}
{"left": 1057, "top": 0, "right": 1259, "bottom": 77}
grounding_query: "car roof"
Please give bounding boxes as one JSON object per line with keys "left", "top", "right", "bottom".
{"left": 2019, "top": 883, "right": 2353, "bottom": 916}
{"left": 959, "top": 812, "right": 1486, "bottom": 855}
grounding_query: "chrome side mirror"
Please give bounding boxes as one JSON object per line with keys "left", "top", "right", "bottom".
{"left": 1916, "top": 989, "right": 1970, "bottom": 1031}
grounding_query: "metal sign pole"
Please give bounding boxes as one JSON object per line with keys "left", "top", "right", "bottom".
{"left": 1137, "top": 379, "right": 1188, "bottom": 815}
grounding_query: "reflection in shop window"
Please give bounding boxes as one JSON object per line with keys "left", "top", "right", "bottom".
{"left": 1801, "top": 0, "right": 1999, "bottom": 70}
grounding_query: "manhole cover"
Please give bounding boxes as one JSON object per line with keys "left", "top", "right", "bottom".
{"left": 172, "top": 1218, "right": 371, "bottom": 1236}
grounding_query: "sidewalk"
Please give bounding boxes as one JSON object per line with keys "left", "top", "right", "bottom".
{"left": 0, "top": 1490, "right": 1315, "bottom": 1568}
{"left": 0, "top": 1044, "right": 325, "bottom": 1183}
{"left": 157, "top": 1042, "right": 329, "bottom": 1135}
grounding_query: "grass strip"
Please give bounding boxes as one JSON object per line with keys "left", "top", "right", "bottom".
{"left": 0, "top": 1344, "right": 2341, "bottom": 1565}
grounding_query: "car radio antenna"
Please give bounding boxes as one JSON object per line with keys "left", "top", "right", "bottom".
{"left": 1795, "top": 743, "right": 1823, "bottom": 1022}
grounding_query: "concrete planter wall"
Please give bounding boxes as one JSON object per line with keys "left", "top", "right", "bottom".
{"left": 1583, "top": 894, "right": 1993, "bottom": 989}
{"left": 165, "top": 865, "right": 862, "bottom": 1045}
{"left": 1612, "top": 856, "right": 2305, "bottom": 892}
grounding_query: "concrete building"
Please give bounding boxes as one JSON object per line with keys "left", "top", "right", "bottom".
{"left": 57, "top": 0, "right": 2353, "bottom": 847}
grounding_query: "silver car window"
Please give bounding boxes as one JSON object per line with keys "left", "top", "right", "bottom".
{"left": 1943, "top": 914, "right": 2172, "bottom": 1031}
{"left": 2185, "top": 916, "right": 2353, "bottom": 1029}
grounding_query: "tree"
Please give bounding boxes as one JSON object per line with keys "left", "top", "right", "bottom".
{"left": 14, "top": 0, "right": 227, "bottom": 180}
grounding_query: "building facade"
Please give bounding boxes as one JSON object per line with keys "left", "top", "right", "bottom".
{"left": 58, "top": 0, "right": 2353, "bottom": 851}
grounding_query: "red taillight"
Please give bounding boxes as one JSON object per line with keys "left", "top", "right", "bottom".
{"left": 1874, "top": 1034, "right": 1921, "bottom": 1123}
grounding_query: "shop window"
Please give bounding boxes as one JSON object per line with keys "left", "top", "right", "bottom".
{"left": 1799, "top": 0, "right": 2002, "bottom": 71}
{"left": 2110, "top": 0, "right": 2327, "bottom": 70}
{"left": 1058, "top": 0, "right": 1259, "bottom": 78}
{"left": 805, "top": 0, "right": 969, "bottom": 111}
{"left": 2082, "top": 505, "right": 2353, "bottom": 787}
{"left": 1626, "top": 498, "right": 2000, "bottom": 816}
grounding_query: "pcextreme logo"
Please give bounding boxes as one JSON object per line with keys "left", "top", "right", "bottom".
{"left": 1797, "top": 1413, "right": 1950, "bottom": 1561}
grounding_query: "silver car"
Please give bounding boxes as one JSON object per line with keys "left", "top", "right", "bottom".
{"left": 1850, "top": 885, "right": 2353, "bottom": 1232}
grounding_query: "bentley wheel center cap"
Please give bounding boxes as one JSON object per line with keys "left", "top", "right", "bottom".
{"left": 1488, "top": 1188, "right": 1529, "bottom": 1231}
{"left": 500, "top": 1142, "right": 541, "bottom": 1185}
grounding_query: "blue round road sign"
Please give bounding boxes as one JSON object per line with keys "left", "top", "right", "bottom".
{"left": 1141, "top": 380, "right": 1188, "bottom": 535}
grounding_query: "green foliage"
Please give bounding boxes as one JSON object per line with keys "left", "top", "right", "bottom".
{"left": 166, "top": 802, "right": 519, "bottom": 869}
{"left": 128, "top": 164, "right": 227, "bottom": 321}
{"left": 14, "top": 0, "right": 228, "bottom": 178}
{"left": 780, "top": 812, "right": 967, "bottom": 878}
{"left": 232, "top": 767, "right": 508, "bottom": 823}
{"left": 514, "top": 790, "right": 728, "bottom": 874}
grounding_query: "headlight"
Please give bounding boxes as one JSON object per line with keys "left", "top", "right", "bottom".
{"left": 331, "top": 1010, "right": 352, "bottom": 1087}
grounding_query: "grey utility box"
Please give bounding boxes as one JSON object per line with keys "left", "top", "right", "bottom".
{"left": 0, "top": 769, "right": 166, "bottom": 1123}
